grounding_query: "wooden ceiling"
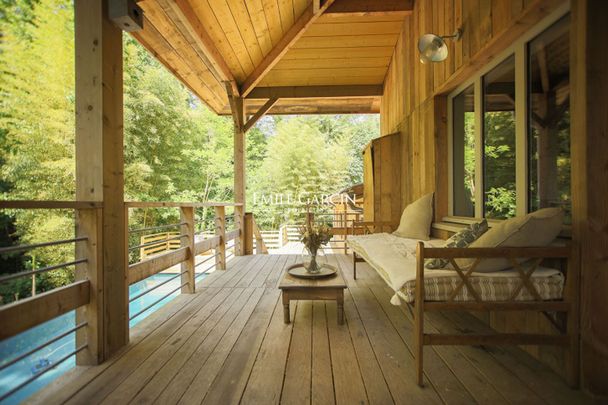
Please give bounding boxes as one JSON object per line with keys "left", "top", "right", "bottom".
{"left": 132, "top": 0, "right": 411, "bottom": 115}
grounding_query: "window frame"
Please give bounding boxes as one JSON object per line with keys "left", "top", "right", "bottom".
{"left": 447, "top": 3, "right": 570, "bottom": 221}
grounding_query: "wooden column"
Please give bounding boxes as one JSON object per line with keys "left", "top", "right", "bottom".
{"left": 75, "top": 207, "right": 102, "bottom": 364}
{"left": 571, "top": 0, "right": 608, "bottom": 397}
{"left": 232, "top": 97, "right": 246, "bottom": 256}
{"left": 214, "top": 206, "right": 226, "bottom": 270}
{"left": 180, "top": 207, "right": 195, "bottom": 293}
{"left": 244, "top": 212, "right": 254, "bottom": 255}
{"left": 74, "top": 0, "right": 127, "bottom": 362}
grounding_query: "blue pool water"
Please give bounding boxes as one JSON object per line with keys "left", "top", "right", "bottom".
{"left": 0, "top": 272, "right": 207, "bottom": 404}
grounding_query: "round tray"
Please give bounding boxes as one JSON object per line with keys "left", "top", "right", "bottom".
{"left": 287, "top": 263, "right": 337, "bottom": 279}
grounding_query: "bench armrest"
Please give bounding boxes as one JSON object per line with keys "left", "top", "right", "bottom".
{"left": 351, "top": 221, "right": 399, "bottom": 234}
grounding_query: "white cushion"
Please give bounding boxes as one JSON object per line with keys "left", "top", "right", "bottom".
{"left": 458, "top": 208, "right": 564, "bottom": 272}
{"left": 393, "top": 192, "right": 433, "bottom": 241}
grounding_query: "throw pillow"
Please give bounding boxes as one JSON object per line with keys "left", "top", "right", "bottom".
{"left": 393, "top": 192, "right": 434, "bottom": 240}
{"left": 425, "top": 219, "right": 488, "bottom": 269}
{"left": 457, "top": 207, "right": 564, "bottom": 273}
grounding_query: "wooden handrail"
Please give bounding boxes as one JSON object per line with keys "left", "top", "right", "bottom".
{"left": 125, "top": 201, "right": 243, "bottom": 208}
{"left": 0, "top": 200, "right": 102, "bottom": 209}
{"left": 0, "top": 280, "right": 90, "bottom": 340}
{"left": 251, "top": 217, "right": 268, "bottom": 254}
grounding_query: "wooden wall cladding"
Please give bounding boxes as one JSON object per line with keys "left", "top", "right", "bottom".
{"left": 379, "top": 0, "right": 572, "bottom": 382}
{"left": 362, "top": 133, "right": 403, "bottom": 224}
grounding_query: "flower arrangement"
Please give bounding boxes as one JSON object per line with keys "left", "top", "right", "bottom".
{"left": 299, "top": 215, "right": 332, "bottom": 272}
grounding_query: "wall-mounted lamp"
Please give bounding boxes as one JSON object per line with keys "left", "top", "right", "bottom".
{"left": 418, "top": 28, "right": 463, "bottom": 64}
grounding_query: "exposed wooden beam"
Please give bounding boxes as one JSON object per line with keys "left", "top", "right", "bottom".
{"left": 239, "top": 0, "right": 336, "bottom": 97}
{"left": 226, "top": 82, "right": 244, "bottom": 130}
{"left": 246, "top": 85, "right": 383, "bottom": 99}
{"left": 164, "top": 0, "right": 239, "bottom": 95}
{"left": 243, "top": 98, "right": 279, "bottom": 132}
{"left": 324, "top": 0, "right": 414, "bottom": 17}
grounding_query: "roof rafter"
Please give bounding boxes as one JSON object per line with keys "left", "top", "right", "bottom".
{"left": 162, "top": 0, "right": 239, "bottom": 95}
{"left": 324, "top": 0, "right": 414, "bottom": 17}
{"left": 246, "top": 85, "right": 383, "bottom": 99}
{"left": 243, "top": 98, "right": 279, "bottom": 133}
{"left": 239, "top": 0, "right": 336, "bottom": 97}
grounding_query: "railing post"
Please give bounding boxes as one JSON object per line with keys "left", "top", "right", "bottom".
{"left": 235, "top": 205, "right": 245, "bottom": 256}
{"left": 75, "top": 207, "right": 103, "bottom": 365}
{"left": 244, "top": 212, "right": 254, "bottom": 255}
{"left": 214, "top": 206, "right": 226, "bottom": 270}
{"left": 180, "top": 207, "right": 195, "bottom": 293}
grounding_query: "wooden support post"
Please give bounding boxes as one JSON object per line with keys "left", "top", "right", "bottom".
{"left": 571, "top": 0, "right": 608, "bottom": 396}
{"left": 234, "top": 205, "right": 245, "bottom": 256}
{"left": 214, "top": 206, "right": 226, "bottom": 270}
{"left": 414, "top": 242, "right": 425, "bottom": 386}
{"left": 180, "top": 207, "right": 195, "bottom": 293}
{"left": 244, "top": 212, "right": 254, "bottom": 255}
{"left": 229, "top": 89, "right": 247, "bottom": 256}
{"left": 75, "top": 207, "right": 103, "bottom": 364}
{"left": 75, "top": 0, "right": 127, "bottom": 363}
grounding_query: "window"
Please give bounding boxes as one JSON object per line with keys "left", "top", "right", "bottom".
{"left": 483, "top": 56, "right": 516, "bottom": 219}
{"left": 528, "top": 16, "right": 571, "bottom": 222}
{"left": 452, "top": 85, "right": 476, "bottom": 217}
{"left": 448, "top": 9, "right": 570, "bottom": 223}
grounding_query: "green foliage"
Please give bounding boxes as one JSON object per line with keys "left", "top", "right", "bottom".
{"left": 484, "top": 111, "right": 516, "bottom": 219}
{"left": 0, "top": 0, "right": 379, "bottom": 301}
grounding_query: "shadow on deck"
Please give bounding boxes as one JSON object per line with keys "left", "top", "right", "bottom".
{"left": 30, "top": 254, "right": 588, "bottom": 404}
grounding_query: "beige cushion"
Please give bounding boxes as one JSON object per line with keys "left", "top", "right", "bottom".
{"left": 393, "top": 192, "right": 433, "bottom": 241}
{"left": 458, "top": 208, "right": 564, "bottom": 273}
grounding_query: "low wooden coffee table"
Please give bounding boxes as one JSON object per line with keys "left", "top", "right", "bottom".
{"left": 279, "top": 263, "right": 347, "bottom": 325}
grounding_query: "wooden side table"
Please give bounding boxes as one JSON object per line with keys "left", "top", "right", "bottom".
{"left": 279, "top": 263, "right": 347, "bottom": 325}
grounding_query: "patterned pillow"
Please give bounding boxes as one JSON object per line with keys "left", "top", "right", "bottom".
{"left": 425, "top": 219, "right": 488, "bottom": 269}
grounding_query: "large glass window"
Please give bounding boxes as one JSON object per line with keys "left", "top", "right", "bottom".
{"left": 452, "top": 85, "right": 476, "bottom": 217}
{"left": 528, "top": 16, "right": 571, "bottom": 222}
{"left": 483, "top": 56, "right": 516, "bottom": 219}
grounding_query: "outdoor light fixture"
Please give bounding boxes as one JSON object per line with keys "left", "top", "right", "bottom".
{"left": 418, "top": 28, "right": 463, "bottom": 64}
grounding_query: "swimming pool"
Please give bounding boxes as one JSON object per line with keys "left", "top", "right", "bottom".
{"left": 0, "top": 272, "right": 207, "bottom": 404}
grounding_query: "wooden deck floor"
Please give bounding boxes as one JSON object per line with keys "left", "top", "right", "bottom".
{"left": 31, "top": 254, "right": 589, "bottom": 405}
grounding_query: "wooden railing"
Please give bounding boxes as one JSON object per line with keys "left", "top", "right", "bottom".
{"left": 125, "top": 202, "right": 244, "bottom": 320}
{"left": 0, "top": 200, "right": 247, "bottom": 402}
{"left": 0, "top": 201, "right": 101, "bottom": 401}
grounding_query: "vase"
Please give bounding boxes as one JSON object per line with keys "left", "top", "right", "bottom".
{"left": 302, "top": 247, "right": 327, "bottom": 273}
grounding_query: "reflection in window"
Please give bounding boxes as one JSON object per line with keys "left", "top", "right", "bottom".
{"left": 483, "top": 56, "right": 516, "bottom": 219}
{"left": 452, "top": 85, "right": 475, "bottom": 216}
{"left": 528, "top": 16, "right": 570, "bottom": 223}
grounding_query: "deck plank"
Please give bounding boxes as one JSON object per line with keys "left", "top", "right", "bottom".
{"left": 349, "top": 287, "right": 443, "bottom": 404}
{"left": 281, "top": 299, "right": 313, "bottom": 405}
{"left": 342, "top": 289, "right": 395, "bottom": 404}
{"left": 124, "top": 288, "right": 247, "bottom": 404}
{"left": 27, "top": 253, "right": 591, "bottom": 405}
{"left": 370, "top": 286, "right": 476, "bottom": 405}
{"left": 326, "top": 300, "right": 369, "bottom": 404}
{"left": 240, "top": 300, "right": 297, "bottom": 404}
{"left": 153, "top": 287, "right": 257, "bottom": 404}
{"left": 177, "top": 287, "right": 266, "bottom": 404}
{"left": 102, "top": 288, "right": 236, "bottom": 404}
{"left": 311, "top": 301, "right": 335, "bottom": 405}
{"left": 63, "top": 288, "right": 225, "bottom": 405}
{"left": 201, "top": 288, "right": 280, "bottom": 405}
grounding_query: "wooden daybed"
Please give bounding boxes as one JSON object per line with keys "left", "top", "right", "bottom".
{"left": 348, "top": 221, "right": 579, "bottom": 388}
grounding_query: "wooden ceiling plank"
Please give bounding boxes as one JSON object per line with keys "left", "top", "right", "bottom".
{"left": 304, "top": 21, "right": 404, "bottom": 36}
{"left": 246, "top": 0, "right": 273, "bottom": 55}
{"left": 282, "top": 46, "right": 395, "bottom": 59}
{"left": 159, "top": 0, "right": 239, "bottom": 95}
{"left": 324, "top": 0, "right": 414, "bottom": 17}
{"left": 243, "top": 97, "right": 279, "bottom": 132}
{"left": 262, "top": 0, "right": 284, "bottom": 46}
{"left": 240, "top": 0, "right": 336, "bottom": 97}
{"left": 246, "top": 85, "right": 383, "bottom": 99}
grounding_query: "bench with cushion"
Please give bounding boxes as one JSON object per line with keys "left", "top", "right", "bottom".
{"left": 347, "top": 194, "right": 578, "bottom": 388}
